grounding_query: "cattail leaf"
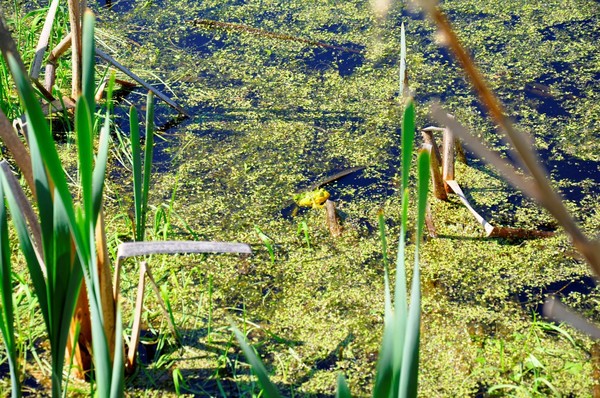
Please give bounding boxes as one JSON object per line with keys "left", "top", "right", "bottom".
{"left": 0, "top": 178, "right": 20, "bottom": 396}
{"left": 336, "top": 374, "right": 352, "bottom": 398}
{"left": 130, "top": 106, "right": 143, "bottom": 241}
{"left": 0, "top": 171, "right": 50, "bottom": 330}
{"left": 82, "top": 10, "right": 95, "bottom": 119}
{"left": 232, "top": 322, "right": 282, "bottom": 398}
{"left": 140, "top": 91, "right": 155, "bottom": 241}
{"left": 110, "top": 307, "right": 125, "bottom": 398}
{"left": 76, "top": 96, "right": 94, "bottom": 226}
{"left": 401, "top": 99, "right": 415, "bottom": 191}
{"left": 372, "top": 316, "right": 397, "bottom": 398}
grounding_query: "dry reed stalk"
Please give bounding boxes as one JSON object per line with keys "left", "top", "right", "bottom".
{"left": 95, "top": 211, "right": 116, "bottom": 361}
{"left": 44, "top": 62, "right": 56, "bottom": 92}
{"left": 442, "top": 128, "right": 455, "bottom": 193}
{"left": 455, "top": 138, "right": 467, "bottom": 164}
{"left": 422, "top": 142, "right": 447, "bottom": 201}
{"left": 419, "top": 1, "right": 600, "bottom": 273}
{"left": 421, "top": 127, "right": 443, "bottom": 164}
{"left": 0, "top": 111, "right": 34, "bottom": 191}
{"left": 127, "top": 261, "right": 147, "bottom": 373}
{"left": 445, "top": 179, "right": 495, "bottom": 236}
{"left": 40, "top": 96, "right": 77, "bottom": 115}
{"left": 48, "top": 32, "right": 72, "bottom": 62}
{"left": 67, "top": 0, "right": 82, "bottom": 98}
{"left": 30, "top": 0, "right": 60, "bottom": 79}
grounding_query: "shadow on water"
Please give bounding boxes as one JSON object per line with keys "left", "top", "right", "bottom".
{"left": 298, "top": 45, "right": 365, "bottom": 77}
{"left": 517, "top": 275, "right": 598, "bottom": 318}
{"left": 125, "top": 326, "right": 342, "bottom": 397}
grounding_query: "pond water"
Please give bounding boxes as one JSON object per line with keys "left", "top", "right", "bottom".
{"left": 91, "top": 2, "right": 599, "bottom": 395}
{"left": 6, "top": 0, "right": 600, "bottom": 396}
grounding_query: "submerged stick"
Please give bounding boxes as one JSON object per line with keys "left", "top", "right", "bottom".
{"left": 310, "top": 166, "right": 366, "bottom": 190}
{"left": 193, "top": 19, "right": 364, "bottom": 54}
{"left": 325, "top": 199, "right": 343, "bottom": 238}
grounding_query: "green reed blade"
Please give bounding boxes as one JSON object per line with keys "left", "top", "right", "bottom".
{"left": 82, "top": 10, "right": 95, "bottom": 120}
{"left": 401, "top": 99, "right": 415, "bottom": 191}
{"left": 93, "top": 109, "right": 111, "bottom": 218}
{"left": 378, "top": 211, "right": 392, "bottom": 320}
{"left": 130, "top": 105, "right": 143, "bottom": 241}
{"left": 398, "top": 149, "right": 429, "bottom": 397}
{"left": 0, "top": 179, "right": 20, "bottom": 398}
{"left": 416, "top": 150, "right": 430, "bottom": 244}
{"left": 232, "top": 322, "right": 282, "bottom": 398}
{"left": 7, "top": 54, "right": 86, "bottom": 261}
{"left": 336, "top": 374, "right": 352, "bottom": 398}
{"left": 110, "top": 307, "right": 125, "bottom": 398}
{"left": 0, "top": 165, "right": 50, "bottom": 336}
{"left": 371, "top": 317, "right": 396, "bottom": 398}
{"left": 141, "top": 91, "right": 155, "bottom": 241}
{"left": 50, "top": 193, "right": 84, "bottom": 394}
{"left": 93, "top": 72, "right": 116, "bottom": 218}
{"left": 76, "top": 96, "right": 94, "bottom": 226}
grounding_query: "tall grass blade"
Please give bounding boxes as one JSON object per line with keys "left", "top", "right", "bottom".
{"left": 81, "top": 10, "right": 95, "bottom": 119}
{"left": 336, "top": 374, "right": 352, "bottom": 398}
{"left": 398, "top": 150, "right": 429, "bottom": 397}
{"left": 231, "top": 323, "right": 282, "bottom": 398}
{"left": 0, "top": 178, "right": 20, "bottom": 398}
{"left": 7, "top": 54, "right": 83, "bottom": 258}
{"left": 378, "top": 211, "right": 391, "bottom": 319}
{"left": 110, "top": 307, "right": 125, "bottom": 398}
{"left": 130, "top": 105, "right": 143, "bottom": 241}
{"left": 141, "top": 91, "right": 155, "bottom": 241}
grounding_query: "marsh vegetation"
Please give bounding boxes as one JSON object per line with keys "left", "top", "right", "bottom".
{"left": 0, "top": 0, "right": 599, "bottom": 396}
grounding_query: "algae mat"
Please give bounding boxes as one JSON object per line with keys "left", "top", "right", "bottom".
{"left": 5, "top": 0, "right": 600, "bottom": 396}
